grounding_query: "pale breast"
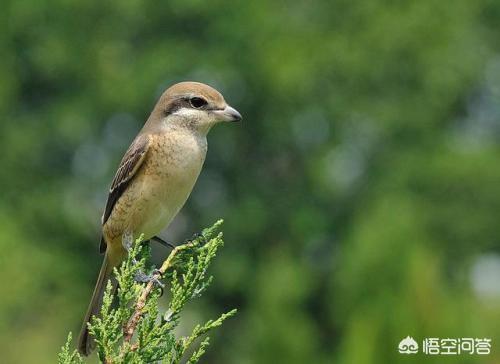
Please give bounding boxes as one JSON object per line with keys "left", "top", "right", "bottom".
{"left": 104, "top": 130, "right": 207, "bottom": 243}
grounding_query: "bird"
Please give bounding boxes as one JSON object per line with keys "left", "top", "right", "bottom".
{"left": 77, "top": 81, "right": 242, "bottom": 356}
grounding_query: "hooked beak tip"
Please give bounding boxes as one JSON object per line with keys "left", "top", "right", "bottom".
{"left": 217, "top": 105, "right": 242, "bottom": 122}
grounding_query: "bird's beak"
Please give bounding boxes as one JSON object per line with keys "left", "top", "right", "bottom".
{"left": 214, "top": 105, "right": 242, "bottom": 122}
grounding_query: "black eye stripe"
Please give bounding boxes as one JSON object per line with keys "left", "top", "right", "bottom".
{"left": 189, "top": 97, "right": 208, "bottom": 109}
{"left": 163, "top": 98, "right": 189, "bottom": 116}
{"left": 163, "top": 96, "right": 212, "bottom": 116}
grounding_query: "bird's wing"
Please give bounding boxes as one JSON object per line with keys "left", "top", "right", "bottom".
{"left": 99, "top": 134, "right": 151, "bottom": 253}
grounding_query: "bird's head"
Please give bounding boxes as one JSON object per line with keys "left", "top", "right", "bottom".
{"left": 150, "top": 81, "right": 242, "bottom": 134}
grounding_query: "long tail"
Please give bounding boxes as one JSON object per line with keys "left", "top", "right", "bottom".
{"left": 77, "top": 253, "right": 116, "bottom": 356}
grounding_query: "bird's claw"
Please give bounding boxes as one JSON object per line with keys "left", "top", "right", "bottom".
{"left": 134, "top": 269, "right": 165, "bottom": 289}
{"left": 184, "top": 232, "right": 207, "bottom": 245}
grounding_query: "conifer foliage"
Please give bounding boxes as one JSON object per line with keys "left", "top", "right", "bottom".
{"left": 58, "top": 221, "right": 236, "bottom": 364}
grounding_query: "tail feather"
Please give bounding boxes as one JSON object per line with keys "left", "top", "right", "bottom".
{"left": 77, "top": 254, "right": 116, "bottom": 356}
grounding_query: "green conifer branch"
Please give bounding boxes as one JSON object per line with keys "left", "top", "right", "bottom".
{"left": 58, "top": 220, "right": 236, "bottom": 363}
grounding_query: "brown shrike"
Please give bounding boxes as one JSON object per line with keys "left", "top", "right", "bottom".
{"left": 77, "top": 81, "right": 241, "bottom": 356}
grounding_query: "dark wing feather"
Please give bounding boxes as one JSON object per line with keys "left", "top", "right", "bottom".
{"left": 99, "top": 135, "right": 150, "bottom": 253}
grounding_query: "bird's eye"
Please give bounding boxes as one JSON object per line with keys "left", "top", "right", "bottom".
{"left": 189, "top": 97, "right": 208, "bottom": 109}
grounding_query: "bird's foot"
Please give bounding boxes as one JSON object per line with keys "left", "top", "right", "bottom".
{"left": 120, "top": 233, "right": 164, "bottom": 294}
{"left": 184, "top": 232, "right": 207, "bottom": 245}
{"left": 134, "top": 268, "right": 165, "bottom": 290}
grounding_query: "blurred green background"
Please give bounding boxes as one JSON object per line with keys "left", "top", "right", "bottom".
{"left": 2, "top": 0, "right": 500, "bottom": 363}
